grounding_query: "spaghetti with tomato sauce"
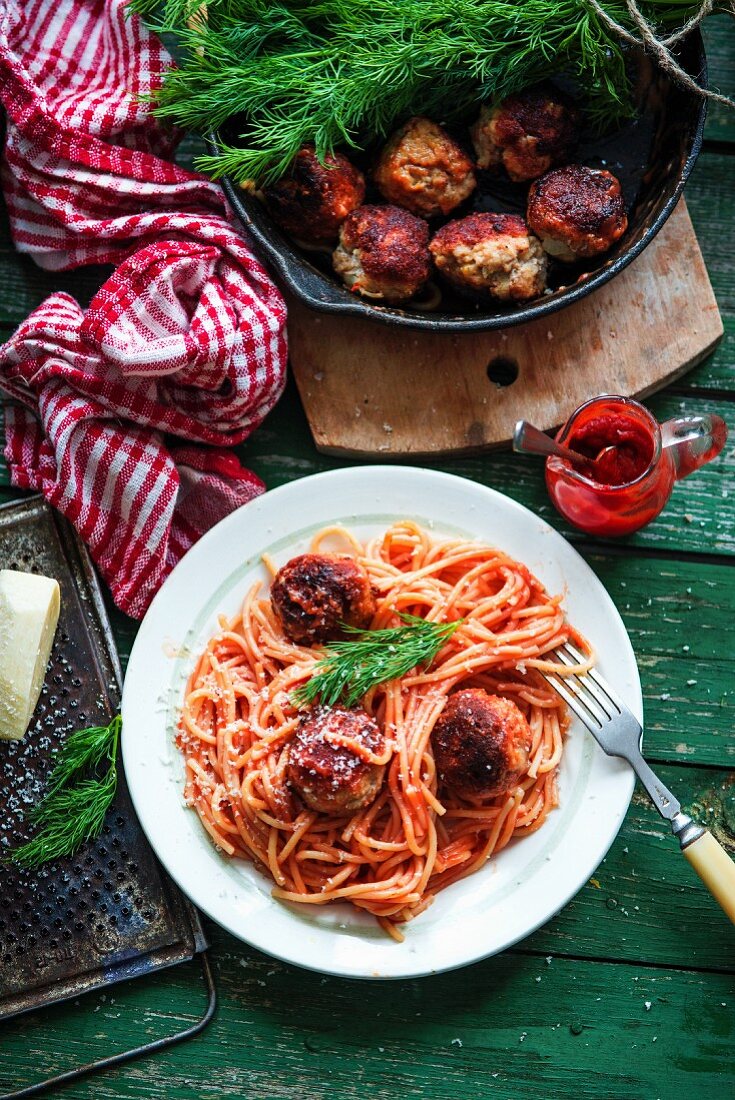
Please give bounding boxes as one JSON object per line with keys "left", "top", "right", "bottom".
{"left": 177, "top": 521, "right": 591, "bottom": 940}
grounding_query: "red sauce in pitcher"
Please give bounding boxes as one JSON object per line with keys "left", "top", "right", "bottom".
{"left": 567, "top": 414, "right": 654, "bottom": 487}
{"left": 545, "top": 395, "right": 728, "bottom": 537}
{"left": 545, "top": 397, "right": 672, "bottom": 537}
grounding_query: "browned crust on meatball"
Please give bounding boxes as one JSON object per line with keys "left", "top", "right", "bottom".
{"left": 527, "top": 165, "right": 628, "bottom": 258}
{"left": 335, "top": 204, "right": 431, "bottom": 299}
{"left": 429, "top": 213, "right": 547, "bottom": 302}
{"left": 472, "top": 84, "right": 578, "bottom": 182}
{"left": 432, "top": 689, "right": 531, "bottom": 800}
{"left": 264, "top": 145, "right": 365, "bottom": 244}
{"left": 288, "top": 706, "right": 387, "bottom": 814}
{"left": 271, "top": 553, "right": 376, "bottom": 646}
{"left": 373, "top": 117, "right": 476, "bottom": 218}
{"left": 430, "top": 212, "right": 529, "bottom": 252}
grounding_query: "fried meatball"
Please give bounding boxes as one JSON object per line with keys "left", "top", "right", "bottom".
{"left": 271, "top": 553, "right": 376, "bottom": 646}
{"left": 333, "top": 204, "right": 431, "bottom": 302}
{"left": 471, "top": 84, "right": 578, "bottom": 183}
{"left": 373, "top": 117, "right": 476, "bottom": 218}
{"left": 527, "top": 165, "right": 628, "bottom": 261}
{"left": 429, "top": 212, "right": 547, "bottom": 302}
{"left": 432, "top": 689, "right": 531, "bottom": 801}
{"left": 263, "top": 145, "right": 365, "bottom": 245}
{"left": 288, "top": 706, "right": 387, "bottom": 815}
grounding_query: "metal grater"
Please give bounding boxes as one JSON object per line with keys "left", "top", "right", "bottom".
{"left": 0, "top": 496, "right": 208, "bottom": 1023}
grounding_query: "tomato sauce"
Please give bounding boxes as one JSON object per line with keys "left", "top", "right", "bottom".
{"left": 566, "top": 413, "right": 655, "bottom": 486}
{"left": 545, "top": 398, "right": 670, "bottom": 537}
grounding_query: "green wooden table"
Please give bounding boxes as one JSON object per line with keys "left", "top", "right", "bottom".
{"left": 2, "top": 20, "right": 735, "bottom": 1100}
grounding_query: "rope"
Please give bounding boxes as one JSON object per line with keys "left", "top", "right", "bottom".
{"left": 585, "top": 0, "right": 735, "bottom": 109}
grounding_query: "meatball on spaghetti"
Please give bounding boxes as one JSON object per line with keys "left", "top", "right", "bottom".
{"left": 288, "top": 706, "right": 388, "bottom": 815}
{"left": 527, "top": 165, "right": 628, "bottom": 261}
{"left": 264, "top": 145, "right": 365, "bottom": 245}
{"left": 430, "top": 212, "right": 547, "bottom": 302}
{"left": 271, "top": 553, "right": 376, "bottom": 646}
{"left": 373, "top": 117, "right": 476, "bottom": 218}
{"left": 333, "top": 204, "right": 431, "bottom": 302}
{"left": 432, "top": 689, "right": 531, "bottom": 800}
{"left": 471, "top": 84, "right": 578, "bottom": 183}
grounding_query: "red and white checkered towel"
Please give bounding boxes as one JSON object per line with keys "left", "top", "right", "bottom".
{"left": 0, "top": 0, "right": 288, "bottom": 618}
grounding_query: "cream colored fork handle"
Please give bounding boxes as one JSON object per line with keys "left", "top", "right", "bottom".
{"left": 683, "top": 831, "right": 735, "bottom": 924}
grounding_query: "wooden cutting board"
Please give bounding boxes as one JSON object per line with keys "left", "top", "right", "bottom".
{"left": 287, "top": 199, "right": 723, "bottom": 458}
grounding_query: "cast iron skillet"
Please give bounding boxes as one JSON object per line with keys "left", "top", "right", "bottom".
{"left": 216, "top": 35, "right": 706, "bottom": 332}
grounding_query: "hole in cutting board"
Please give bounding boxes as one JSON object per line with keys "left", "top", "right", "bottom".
{"left": 486, "top": 357, "right": 519, "bottom": 387}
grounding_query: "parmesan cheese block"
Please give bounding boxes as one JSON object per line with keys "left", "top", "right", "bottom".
{"left": 0, "top": 569, "right": 61, "bottom": 741}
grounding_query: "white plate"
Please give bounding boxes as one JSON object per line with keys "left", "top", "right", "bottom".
{"left": 122, "top": 467, "right": 639, "bottom": 979}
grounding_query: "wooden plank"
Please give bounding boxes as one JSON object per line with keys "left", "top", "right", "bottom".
{"left": 703, "top": 16, "right": 735, "bottom": 145}
{"left": 230, "top": 385, "right": 735, "bottom": 557}
{"left": 3, "top": 389, "right": 734, "bottom": 561}
{"left": 685, "top": 152, "right": 735, "bottom": 315}
{"left": 527, "top": 762, "right": 735, "bottom": 967}
{"left": 671, "top": 314, "right": 735, "bottom": 394}
{"left": 2, "top": 926, "right": 733, "bottom": 1099}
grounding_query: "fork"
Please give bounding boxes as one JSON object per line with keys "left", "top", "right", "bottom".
{"left": 541, "top": 641, "right": 735, "bottom": 924}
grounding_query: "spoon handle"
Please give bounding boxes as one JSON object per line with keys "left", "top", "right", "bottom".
{"left": 513, "top": 421, "right": 587, "bottom": 466}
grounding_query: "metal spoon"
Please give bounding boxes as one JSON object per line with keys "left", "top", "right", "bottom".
{"left": 512, "top": 420, "right": 593, "bottom": 469}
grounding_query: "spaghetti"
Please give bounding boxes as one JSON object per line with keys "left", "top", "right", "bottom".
{"left": 177, "top": 521, "right": 591, "bottom": 940}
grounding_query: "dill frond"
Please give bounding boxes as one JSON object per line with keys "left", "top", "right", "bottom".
{"left": 8, "top": 716, "right": 121, "bottom": 870}
{"left": 291, "top": 614, "right": 463, "bottom": 709}
{"left": 131, "top": 0, "right": 705, "bottom": 186}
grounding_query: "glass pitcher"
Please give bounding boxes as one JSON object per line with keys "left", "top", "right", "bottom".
{"left": 545, "top": 395, "right": 728, "bottom": 537}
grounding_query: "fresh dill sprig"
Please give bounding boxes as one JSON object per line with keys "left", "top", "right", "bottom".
{"left": 291, "top": 613, "right": 463, "bottom": 709}
{"left": 8, "top": 716, "right": 121, "bottom": 870}
{"left": 131, "top": 0, "right": 707, "bottom": 186}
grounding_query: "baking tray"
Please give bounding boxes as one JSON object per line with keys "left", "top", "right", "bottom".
{"left": 0, "top": 496, "right": 216, "bottom": 1097}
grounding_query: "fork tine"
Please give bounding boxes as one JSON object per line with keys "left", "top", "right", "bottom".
{"left": 546, "top": 658, "right": 611, "bottom": 725}
{"left": 561, "top": 641, "right": 625, "bottom": 713}
{"left": 539, "top": 669, "right": 604, "bottom": 731}
{"left": 555, "top": 648, "right": 618, "bottom": 719}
